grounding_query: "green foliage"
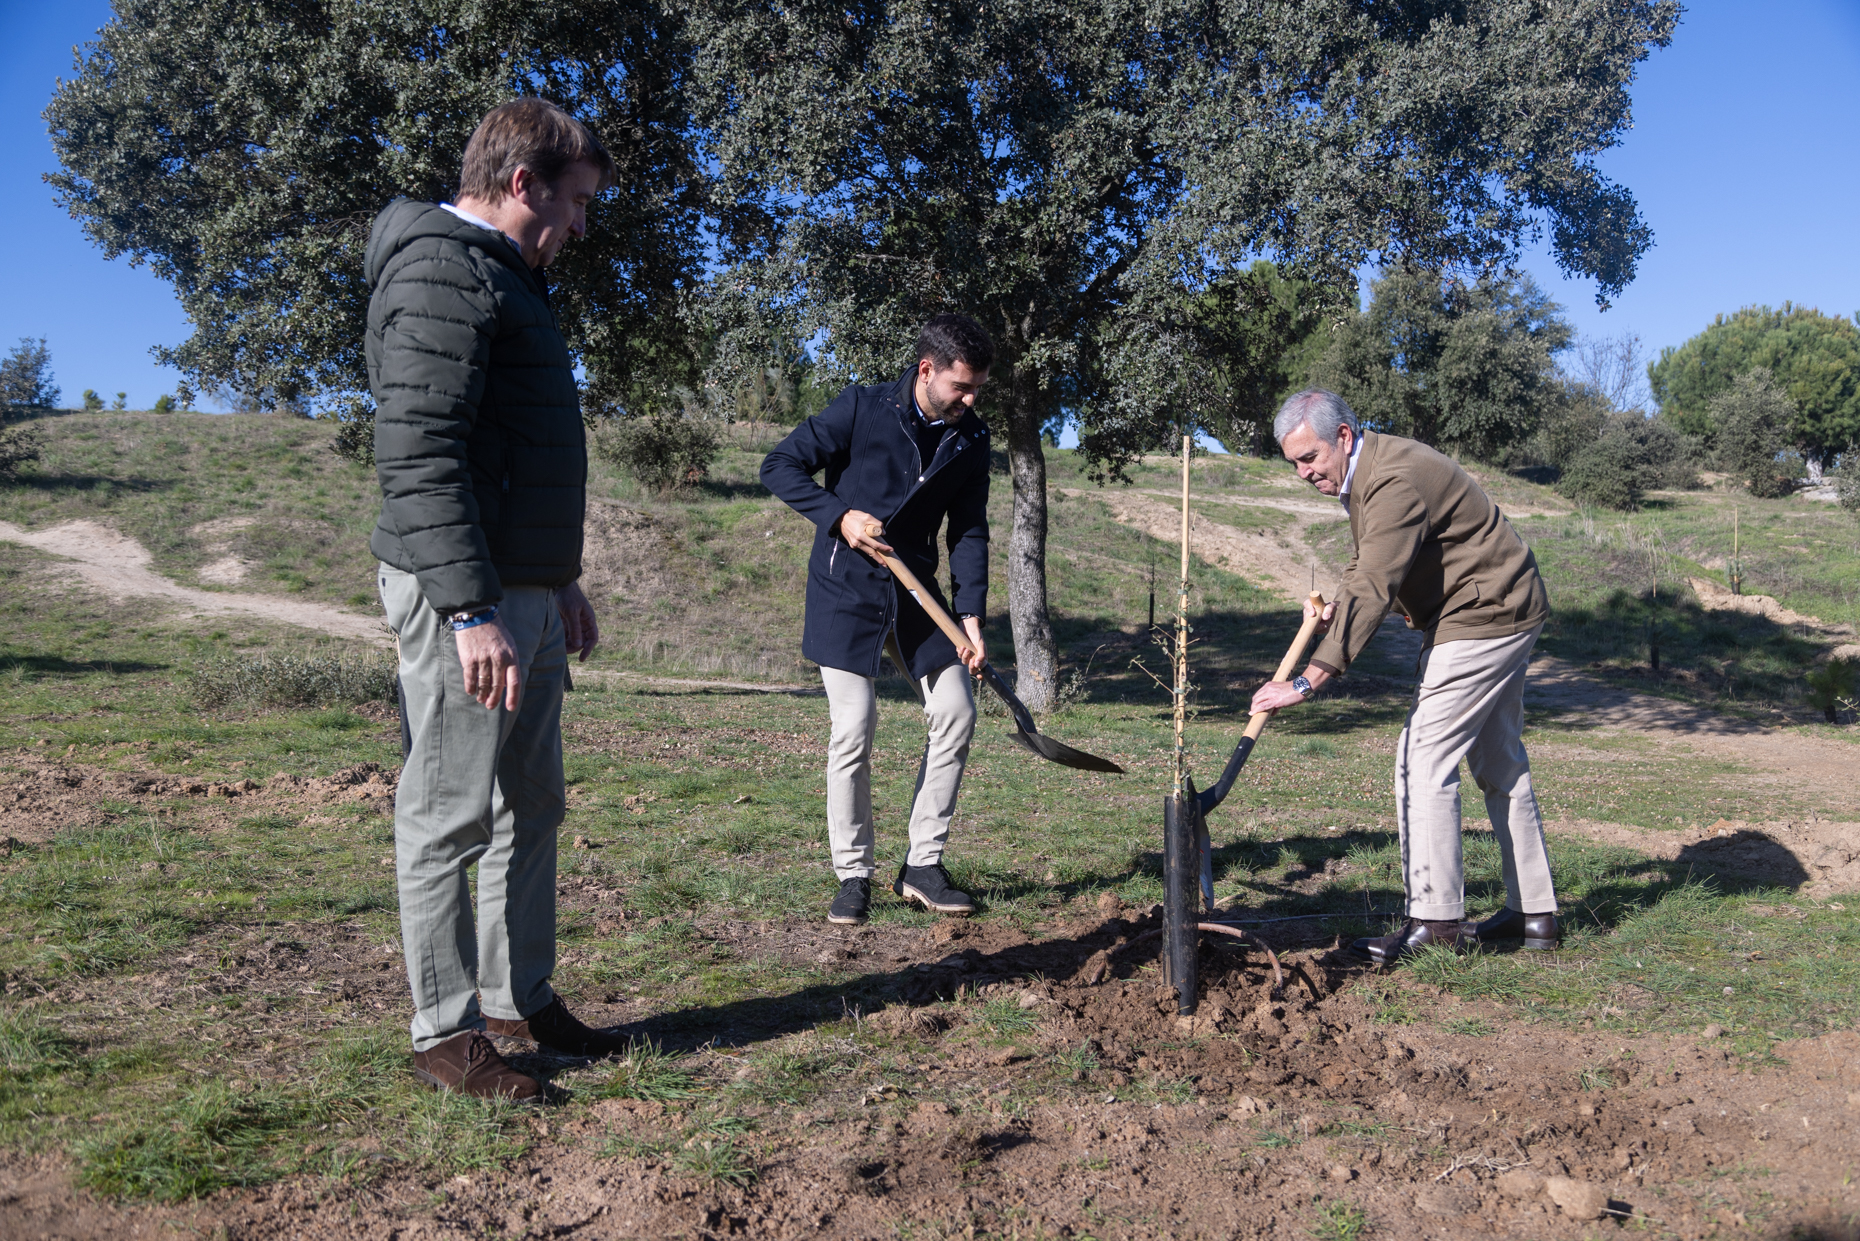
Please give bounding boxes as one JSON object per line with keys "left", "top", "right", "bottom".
{"left": 1648, "top": 304, "right": 1860, "bottom": 462}
{"left": 326, "top": 395, "right": 377, "bottom": 467}
{"left": 1838, "top": 470, "right": 1860, "bottom": 521}
{"left": 1533, "top": 388, "right": 1611, "bottom": 472}
{"left": 1553, "top": 412, "right": 1696, "bottom": 511}
{"left": 190, "top": 652, "right": 397, "bottom": 709}
{"left": 45, "top": 0, "right": 705, "bottom": 416}
{"left": 0, "top": 337, "right": 59, "bottom": 413}
{"left": 1193, "top": 262, "right": 1340, "bottom": 456}
{"left": 0, "top": 425, "right": 43, "bottom": 481}
{"left": 1711, "top": 369, "right": 1798, "bottom": 498}
{"left": 594, "top": 413, "right": 721, "bottom": 494}
{"left": 1309, "top": 1200, "right": 1370, "bottom": 1241}
{"left": 82, "top": 389, "right": 105, "bottom": 412}
{"left": 1804, "top": 659, "right": 1856, "bottom": 723}
{"left": 111, "top": 392, "right": 126, "bottom": 411}
{"left": 1312, "top": 269, "right": 1572, "bottom": 460}
{"left": 151, "top": 395, "right": 176, "bottom": 414}
{"left": 976, "top": 996, "right": 1039, "bottom": 1037}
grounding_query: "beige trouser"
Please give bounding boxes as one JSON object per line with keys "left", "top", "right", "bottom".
{"left": 821, "top": 658, "right": 976, "bottom": 880}
{"left": 1395, "top": 624, "right": 1557, "bottom": 922}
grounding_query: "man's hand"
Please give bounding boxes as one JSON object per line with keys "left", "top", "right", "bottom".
{"left": 959, "top": 615, "right": 986, "bottom": 674}
{"left": 456, "top": 619, "right": 522, "bottom": 711}
{"left": 840, "top": 510, "right": 893, "bottom": 561}
{"left": 558, "top": 581, "right": 600, "bottom": 661}
{"left": 1249, "top": 664, "right": 1333, "bottom": 715}
{"left": 1307, "top": 597, "right": 1336, "bottom": 634}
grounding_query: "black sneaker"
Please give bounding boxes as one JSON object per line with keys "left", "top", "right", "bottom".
{"left": 893, "top": 862, "right": 975, "bottom": 915}
{"left": 828, "top": 877, "right": 870, "bottom": 925}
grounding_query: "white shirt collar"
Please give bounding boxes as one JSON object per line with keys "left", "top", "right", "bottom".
{"left": 1337, "top": 431, "right": 1364, "bottom": 512}
{"left": 440, "top": 203, "right": 523, "bottom": 259}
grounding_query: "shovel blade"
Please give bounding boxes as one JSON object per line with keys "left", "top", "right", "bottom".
{"left": 1008, "top": 728, "right": 1125, "bottom": 773}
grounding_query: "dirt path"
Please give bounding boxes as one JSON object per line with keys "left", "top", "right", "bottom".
{"left": 0, "top": 518, "right": 388, "bottom": 644}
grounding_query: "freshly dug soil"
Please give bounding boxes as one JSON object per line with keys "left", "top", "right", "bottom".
{"left": 4, "top": 904, "right": 1856, "bottom": 1241}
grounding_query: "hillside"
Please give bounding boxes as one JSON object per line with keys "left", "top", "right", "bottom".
{"left": 2, "top": 409, "right": 1855, "bottom": 720}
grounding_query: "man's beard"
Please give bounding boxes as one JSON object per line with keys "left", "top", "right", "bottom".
{"left": 924, "top": 389, "right": 966, "bottom": 423}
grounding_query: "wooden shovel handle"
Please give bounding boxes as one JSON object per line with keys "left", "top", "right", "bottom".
{"left": 863, "top": 521, "right": 974, "bottom": 654}
{"left": 1242, "top": 590, "right": 1327, "bottom": 741}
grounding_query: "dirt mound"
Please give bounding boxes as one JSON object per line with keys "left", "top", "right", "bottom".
{"left": 1553, "top": 816, "right": 1860, "bottom": 897}
{"left": 0, "top": 754, "right": 399, "bottom": 844}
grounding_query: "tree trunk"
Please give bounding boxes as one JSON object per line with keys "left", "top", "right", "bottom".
{"left": 1003, "top": 373, "right": 1058, "bottom": 713}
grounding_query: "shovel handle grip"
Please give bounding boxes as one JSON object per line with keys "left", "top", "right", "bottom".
{"left": 1242, "top": 590, "right": 1327, "bottom": 741}
{"left": 864, "top": 521, "right": 975, "bottom": 656}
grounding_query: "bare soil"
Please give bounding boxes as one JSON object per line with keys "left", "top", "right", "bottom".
{"left": 4, "top": 903, "right": 1857, "bottom": 1240}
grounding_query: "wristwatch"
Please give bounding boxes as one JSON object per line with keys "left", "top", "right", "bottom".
{"left": 1291, "top": 674, "right": 1315, "bottom": 699}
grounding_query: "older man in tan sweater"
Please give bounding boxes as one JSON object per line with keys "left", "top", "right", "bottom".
{"left": 1250, "top": 389, "right": 1562, "bottom": 963}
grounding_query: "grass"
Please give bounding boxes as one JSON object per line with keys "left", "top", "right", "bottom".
{"left": 0, "top": 413, "right": 1855, "bottom": 1203}
{"left": 1309, "top": 1199, "right": 1371, "bottom": 1241}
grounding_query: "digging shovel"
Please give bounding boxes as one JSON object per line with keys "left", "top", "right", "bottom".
{"left": 1197, "top": 590, "right": 1328, "bottom": 815}
{"left": 863, "top": 522, "right": 1124, "bottom": 774}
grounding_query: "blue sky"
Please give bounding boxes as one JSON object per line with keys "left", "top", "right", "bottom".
{"left": 2, "top": 0, "right": 1857, "bottom": 413}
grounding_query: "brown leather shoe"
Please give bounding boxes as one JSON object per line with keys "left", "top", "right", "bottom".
{"left": 412, "top": 1031, "right": 542, "bottom": 1101}
{"left": 1467, "top": 907, "right": 1561, "bottom": 950}
{"left": 485, "top": 995, "right": 629, "bottom": 1058}
{"left": 1350, "top": 917, "right": 1466, "bottom": 965}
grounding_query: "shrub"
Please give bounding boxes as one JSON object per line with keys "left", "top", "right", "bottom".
{"left": 152, "top": 394, "right": 177, "bottom": 414}
{"left": 325, "top": 395, "right": 376, "bottom": 466}
{"left": 1805, "top": 659, "right": 1856, "bottom": 724}
{"left": 1835, "top": 469, "right": 1860, "bottom": 522}
{"left": 1531, "top": 387, "right": 1608, "bottom": 471}
{"left": 1557, "top": 426, "right": 1643, "bottom": 511}
{"left": 594, "top": 412, "right": 721, "bottom": 493}
{"left": 82, "top": 388, "right": 105, "bottom": 411}
{"left": 0, "top": 424, "right": 43, "bottom": 481}
{"left": 191, "top": 652, "right": 396, "bottom": 709}
{"left": 1711, "top": 369, "right": 1796, "bottom": 497}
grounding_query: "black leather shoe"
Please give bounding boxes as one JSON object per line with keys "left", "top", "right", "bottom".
{"left": 1466, "top": 907, "right": 1561, "bottom": 950}
{"left": 893, "top": 862, "right": 975, "bottom": 915}
{"left": 829, "top": 877, "right": 870, "bottom": 925}
{"left": 485, "top": 995, "right": 628, "bottom": 1057}
{"left": 1350, "top": 918, "right": 1466, "bottom": 965}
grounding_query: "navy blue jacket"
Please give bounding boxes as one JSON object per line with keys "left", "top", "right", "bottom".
{"left": 761, "top": 368, "right": 990, "bottom": 679}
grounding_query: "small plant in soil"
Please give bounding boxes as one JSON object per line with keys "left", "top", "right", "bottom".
{"left": 597, "top": 1039, "right": 698, "bottom": 1101}
{"left": 977, "top": 996, "right": 1039, "bottom": 1037}
{"left": 1440, "top": 1016, "right": 1494, "bottom": 1037}
{"left": 1309, "top": 1199, "right": 1371, "bottom": 1241}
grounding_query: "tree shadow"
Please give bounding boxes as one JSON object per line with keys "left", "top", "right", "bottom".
{"left": 7, "top": 472, "right": 173, "bottom": 495}
{"left": 0, "top": 653, "right": 168, "bottom": 676}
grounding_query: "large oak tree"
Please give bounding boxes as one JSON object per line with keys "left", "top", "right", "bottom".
{"left": 45, "top": 0, "right": 703, "bottom": 414}
{"left": 689, "top": 0, "right": 1675, "bottom": 708}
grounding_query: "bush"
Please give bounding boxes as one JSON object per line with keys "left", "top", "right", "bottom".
{"left": 325, "top": 394, "right": 375, "bottom": 466}
{"left": 191, "top": 652, "right": 396, "bottom": 709}
{"left": 1557, "top": 437, "right": 1641, "bottom": 511}
{"left": 1805, "top": 659, "right": 1856, "bottom": 724}
{"left": 152, "top": 394, "right": 177, "bottom": 414}
{"left": 1711, "top": 369, "right": 1796, "bottom": 497}
{"left": 1833, "top": 466, "right": 1860, "bottom": 521}
{"left": 1531, "top": 388, "right": 1609, "bottom": 471}
{"left": 82, "top": 388, "right": 105, "bottom": 411}
{"left": 0, "top": 424, "right": 43, "bottom": 481}
{"left": 594, "top": 412, "right": 721, "bottom": 493}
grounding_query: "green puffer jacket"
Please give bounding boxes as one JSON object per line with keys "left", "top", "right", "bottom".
{"left": 364, "top": 199, "right": 586, "bottom": 615}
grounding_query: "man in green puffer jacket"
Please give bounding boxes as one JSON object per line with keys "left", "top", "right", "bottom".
{"left": 366, "top": 99, "right": 625, "bottom": 1100}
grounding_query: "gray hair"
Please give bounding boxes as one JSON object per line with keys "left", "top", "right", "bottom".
{"left": 1273, "top": 389, "right": 1359, "bottom": 446}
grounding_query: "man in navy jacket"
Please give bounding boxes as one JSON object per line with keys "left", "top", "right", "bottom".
{"left": 761, "top": 315, "right": 994, "bottom": 924}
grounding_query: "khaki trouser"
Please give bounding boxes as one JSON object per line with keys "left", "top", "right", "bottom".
{"left": 821, "top": 658, "right": 975, "bottom": 879}
{"left": 380, "top": 564, "right": 566, "bottom": 1052}
{"left": 1395, "top": 624, "right": 1557, "bottom": 922}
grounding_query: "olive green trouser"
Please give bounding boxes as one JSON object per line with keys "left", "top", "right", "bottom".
{"left": 379, "top": 564, "right": 566, "bottom": 1052}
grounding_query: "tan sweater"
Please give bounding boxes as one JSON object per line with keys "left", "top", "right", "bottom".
{"left": 1310, "top": 432, "right": 1549, "bottom": 675}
